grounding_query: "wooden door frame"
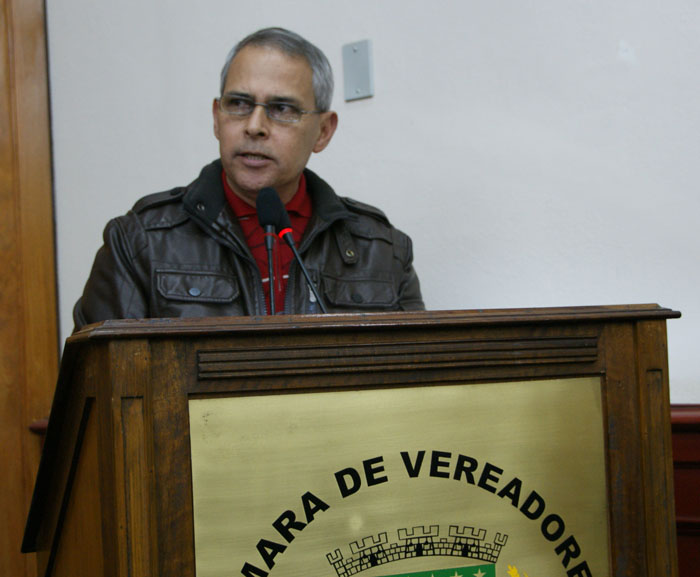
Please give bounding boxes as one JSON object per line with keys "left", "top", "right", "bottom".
{"left": 1, "top": 0, "right": 59, "bottom": 575}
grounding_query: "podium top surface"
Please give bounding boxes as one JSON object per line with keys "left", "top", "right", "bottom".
{"left": 70, "top": 304, "right": 680, "bottom": 342}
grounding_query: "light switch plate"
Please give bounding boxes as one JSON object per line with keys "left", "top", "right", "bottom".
{"left": 342, "top": 40, "right": 374, "bottom": 102}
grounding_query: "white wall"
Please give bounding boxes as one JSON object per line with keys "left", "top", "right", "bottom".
{"left": 47, "top": 1, "right": 700, "bottom": 402}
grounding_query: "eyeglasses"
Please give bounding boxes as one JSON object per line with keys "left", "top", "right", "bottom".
{"left": 217, "top": 94, "right": 320, "bottom": 124}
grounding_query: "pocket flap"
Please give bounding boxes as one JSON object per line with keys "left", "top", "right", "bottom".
{"left": 322, "top": 274, "right": 396, "bottom": 307}
{"left": 156, "top": 270, "right": 239, "bottom": 302}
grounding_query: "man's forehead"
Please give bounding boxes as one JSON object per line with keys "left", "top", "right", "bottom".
{"left": 223, "top": 45, "right": 313, "bottom": 93}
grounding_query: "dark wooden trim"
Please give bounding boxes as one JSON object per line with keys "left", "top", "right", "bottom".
{"left": 672, "top": 404, "right": 700, "bottom": 432}
{"left": 670, "top": 403, "right": 700, "bottom": 576}
{"left": 677, "top": 517, "right": 700, "bottom": 536}
{"left": 197, "top": 334, "right": 600, "bottom": 379}
{"left": 72, "top": 304, "right": 681, "bottom": 341}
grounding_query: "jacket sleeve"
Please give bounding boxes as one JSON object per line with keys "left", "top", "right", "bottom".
{"left": 72, "top": 215, "right": 149, "bottom": 331}
{"left": 394, "top": 231, "right": 425, "bottom": 311}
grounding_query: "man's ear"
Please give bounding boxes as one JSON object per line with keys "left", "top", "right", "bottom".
{"left": 312, "top": 111, "right": 338, "bottom": 153}
{"left": 212, "top": 99, "right": 221, "bottom": 140}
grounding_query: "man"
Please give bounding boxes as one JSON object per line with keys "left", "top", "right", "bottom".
{"left": 73, "top": 27, "right": 423, "bottom": 330}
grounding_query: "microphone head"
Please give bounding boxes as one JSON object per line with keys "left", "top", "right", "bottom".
{"left": 256, "top": 187, "right": 284, "bottom": 228}
{"left": 255, "top": 186, "right": 292, "bottom": 233}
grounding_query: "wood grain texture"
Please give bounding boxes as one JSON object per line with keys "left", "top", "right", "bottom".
{"left": 636, "top": 321, "right": 678, "bottom": 577}
{"left": 1, "top": 0, "right": 58, "bottom": 575}
{"left": 150, "top": 339, "right": 197, "bottom": 577}
{"left": 120, "top": 398, "right": 152, "bottom": 576}
{"left": 109, "top": 339, "right": 156, "bottom": 576}
{"left": 48, "top": 403, "right": 104, "bottom": 577}
{"left": 601, "top": 322, "right": 647, "bottom": 576}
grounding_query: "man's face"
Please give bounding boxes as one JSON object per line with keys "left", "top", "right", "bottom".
{"left": 213, "top": 45, "right": 337, "bottom": 206}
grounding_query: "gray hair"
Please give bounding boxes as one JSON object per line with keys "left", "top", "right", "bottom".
{"left": 219, "top": 27, "right": 334, "bottom": 112}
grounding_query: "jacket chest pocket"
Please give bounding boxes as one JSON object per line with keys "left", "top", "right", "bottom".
{"left": 155, "top": 270, "right": 240, "bottom": 303}
{"left": 321, "top": 273, "right": 397, "bottom": 310}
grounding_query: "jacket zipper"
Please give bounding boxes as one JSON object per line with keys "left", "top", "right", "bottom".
{"left": 208, "top": 218, "right": 268, "bottom": 315}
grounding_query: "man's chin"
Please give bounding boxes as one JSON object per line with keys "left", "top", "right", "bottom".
{"left": 224, "top": 171, "right": 272, "bottom": 201}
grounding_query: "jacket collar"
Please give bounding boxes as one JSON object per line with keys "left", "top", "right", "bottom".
{"left": 182, "top": 159, "right": 228, "bottom": 224}
{"left": 182, "top": 159, "right": 354, "bottom": 230}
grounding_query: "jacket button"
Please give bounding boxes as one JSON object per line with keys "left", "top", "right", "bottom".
{"left": 188, "top": 287, "right": 202, "bottom": 297}
{"left": 196, "top": 202, "right": 206, "bottom": 212}
{"left": 345, "top": 249, "right": 356, "bottom": 259}
{"left": 351, "top": 292, "right": 364, "bottom": 303}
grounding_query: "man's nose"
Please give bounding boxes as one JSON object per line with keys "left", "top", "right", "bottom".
{"left": 244, "top": 104, "right": 269, "bottom": 136}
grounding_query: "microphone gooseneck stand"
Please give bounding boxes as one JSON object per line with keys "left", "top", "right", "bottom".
{"left": 256, "top": 187, "right": 328, "bottom": 314}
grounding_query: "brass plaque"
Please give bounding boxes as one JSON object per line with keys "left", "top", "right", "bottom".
{"left": 189, "top": 377, "right": 609, "bottom": 577}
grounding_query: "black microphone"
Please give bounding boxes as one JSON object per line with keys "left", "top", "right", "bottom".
{"left": 256, "top": 187, "right": 284, "bottom": 315}
{"left": 258, "top": 187, "right": 328, "bottom": 314}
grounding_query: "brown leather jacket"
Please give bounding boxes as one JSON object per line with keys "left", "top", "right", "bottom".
{"left": 73, "top": 160, "right": 424, "bottom": 329}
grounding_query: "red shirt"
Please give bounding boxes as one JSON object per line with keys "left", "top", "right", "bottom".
{"left": 222, "top": 172, "right": 312, "bottom": 314}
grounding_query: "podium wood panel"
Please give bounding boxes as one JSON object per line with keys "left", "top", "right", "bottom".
{"left": 23, "top": 305, "right": 680, "bottom": 576}
{"left": 50, "top": 403, "right": 103, "bottom": 576}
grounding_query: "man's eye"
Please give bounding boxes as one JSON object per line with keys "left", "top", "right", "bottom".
{"left": 269, "top": 102, "right": 296, "bottom": 115}
{"left": 223, "top": 97, "right": 252, "bottom": 112}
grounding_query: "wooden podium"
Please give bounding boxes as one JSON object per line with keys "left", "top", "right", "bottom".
{"left": 23, "top": 305, "right": 680, "bottom": 577}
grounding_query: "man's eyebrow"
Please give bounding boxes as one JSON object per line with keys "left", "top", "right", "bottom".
{"left": 222, "top": 91, "right": 252, "bottom": 99}
{"left": 222, "top": 91, "right": 302, "bottom": 105}
{"left": 267, "top": 96, "right": 301, "bottom": 104}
